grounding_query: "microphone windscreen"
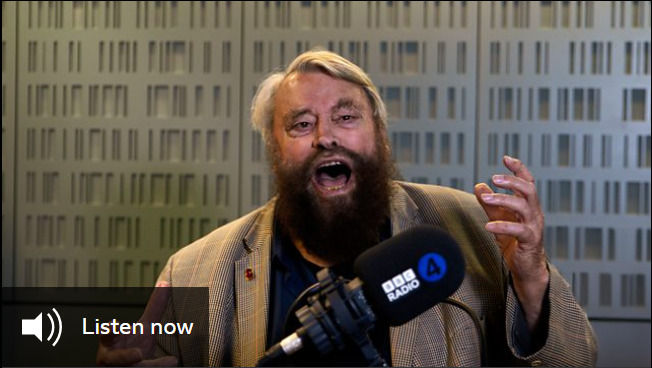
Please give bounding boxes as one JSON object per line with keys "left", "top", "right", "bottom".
{"left": 354, "top": 225, "right": 465, "bottom": 326}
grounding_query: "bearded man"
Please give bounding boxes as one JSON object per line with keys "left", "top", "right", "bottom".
{"left": 97, "top": 50, "right": 597, "bottom": 367}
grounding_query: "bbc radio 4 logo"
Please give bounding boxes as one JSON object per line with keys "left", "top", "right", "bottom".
{"left": 381, "top": 268, "right": 421, "bottom": 302}
{"left": 382, "top": 253, "right": 448, "bottom": 302}
{"left": 21, "top": 308, "right": 63, "bottom": 346}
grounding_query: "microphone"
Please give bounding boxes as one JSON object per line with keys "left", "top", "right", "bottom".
{"left": 355, "top": 226, "right": 486, "bottom": 365}
{"left": 257, "top": 225, "right": 466, "bottom": 366}
{"left": 353, "top": 225, "right": 466, "bottom": 326}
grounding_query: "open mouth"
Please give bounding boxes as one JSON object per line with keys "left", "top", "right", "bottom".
{"left": 313, "top": 161, "right": 353, "bottom": 192}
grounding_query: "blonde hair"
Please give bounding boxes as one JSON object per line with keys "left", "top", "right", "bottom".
{"left": 250, "top": 49, "right": 387, "bottom": 147}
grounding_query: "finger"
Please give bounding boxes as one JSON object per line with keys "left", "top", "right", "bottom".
{"left": 491, "top": 173, "right": 538, "bottom": 200}
{"left": 503, "top": 155, "right": 535, "bottom": 183}
{"left": 474, "top": 183, "right": 502, "bottom": 220}
{"left": 479, "top": 193, "right": 534, "bottom": 222}
{"left": 133, "top": 356, "right": 178, "bottom": 367}
{"left": 98, "top": 348, "right": 143, "bottom": 366}
{"left": 486, "top": 221, "right": 538, "bottom": 245}
{"left": 139, "top": 281, "right": 171, "bottom": 325}
{"left": 99, "top": 331, "right": 119, "bottom": 348}
{"left": 491, "top": 175, "right": 543, "bottom": 225}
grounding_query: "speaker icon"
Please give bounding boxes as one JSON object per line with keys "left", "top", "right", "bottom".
{"left": 21, "top": 308, "right": 63, "bottom": 346}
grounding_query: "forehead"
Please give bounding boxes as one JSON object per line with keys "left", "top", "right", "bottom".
{"left": 274, "top": 71, "right": 371, "bottom": 112}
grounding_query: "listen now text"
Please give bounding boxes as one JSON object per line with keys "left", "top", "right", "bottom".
{"left": 82, "top": 318, "right": 194, "bottom": 335}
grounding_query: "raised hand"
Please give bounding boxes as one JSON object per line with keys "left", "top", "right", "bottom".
{"left": 474, "top": 155, "right": 549, "bottom": 330}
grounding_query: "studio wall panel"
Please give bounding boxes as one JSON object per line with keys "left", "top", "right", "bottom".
{"left": 12, "top": 1, "right": 242, "bottom": 287}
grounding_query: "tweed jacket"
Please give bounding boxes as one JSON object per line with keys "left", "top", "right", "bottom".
{"left": 157, "top": 181, "right": 597, "bottom": 366}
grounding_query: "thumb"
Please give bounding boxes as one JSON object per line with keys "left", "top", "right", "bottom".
{"left": 474, "top": 183, "right": 502, "bottom": 220}
{"left": 139, "top": 281, "right": 171, "bottom": 325}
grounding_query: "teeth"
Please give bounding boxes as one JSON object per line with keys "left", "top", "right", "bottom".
{"left": 325, "top": 185, "right": 344, "bottom": 191}
{"left": 318, "top": 161, "right": 343, "bottom": 168}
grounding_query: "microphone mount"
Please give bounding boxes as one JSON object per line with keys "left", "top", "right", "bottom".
{"left": 258, "top": 268, "right": 387, "bottom": 367}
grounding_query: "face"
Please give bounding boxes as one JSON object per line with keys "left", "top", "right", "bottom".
{"left": 270, "top": 71, "right": 395, "bottom": 265}
{"left": 272, "top": 71, "right": 378, "bottom": 203}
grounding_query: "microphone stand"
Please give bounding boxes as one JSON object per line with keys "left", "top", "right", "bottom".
{"left": 258, "top": 269, "right": 387, "bottom": 367}
{"left": 442, "top": 298, "right": 488, "bottom": 367}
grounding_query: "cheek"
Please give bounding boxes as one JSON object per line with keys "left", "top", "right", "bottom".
{"left": 348, "top": 129, "right": 378, "bottom": 155}
{"left": 277, "top": 137, "right": 313, "bottom": 164}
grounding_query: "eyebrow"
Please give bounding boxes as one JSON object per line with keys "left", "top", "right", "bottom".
{"left": 331, "top": 98, "right": 362, "bottom": 114}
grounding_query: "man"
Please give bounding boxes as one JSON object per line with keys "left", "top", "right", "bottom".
{"left": 97, "top": 50, "right": 597, "bottom": 366}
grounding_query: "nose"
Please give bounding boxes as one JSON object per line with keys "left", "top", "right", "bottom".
{"left": 312, "top": 121, "right": 338, "bottom": 149}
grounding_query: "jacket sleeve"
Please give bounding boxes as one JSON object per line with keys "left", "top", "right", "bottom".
{"left": 505, "top": 263, "right": 598, "bottom": 366}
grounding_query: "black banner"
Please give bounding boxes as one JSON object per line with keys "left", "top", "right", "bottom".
{"left": 2, "top": 287, "right": 209, "bottom": 367}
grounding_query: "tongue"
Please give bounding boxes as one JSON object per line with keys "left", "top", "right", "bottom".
{"left": 317, "top": 172, "right": 348, "bottom": 188}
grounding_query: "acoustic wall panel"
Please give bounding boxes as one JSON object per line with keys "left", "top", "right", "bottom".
{"left": 13, "top": 1, "right": 242, "bottom": 287}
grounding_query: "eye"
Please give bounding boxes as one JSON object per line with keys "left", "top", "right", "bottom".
{"left": 337, "top": 114, "right": 358, "bottom": 125}
{"left": 288, "top": 121, "right": 314, "bottom": 136}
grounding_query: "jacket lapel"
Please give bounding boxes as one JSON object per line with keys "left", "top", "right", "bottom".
{"left": 388, "top": 183, "right": 422, "bottom": 366}
{"left": 232, "top": 201, "right": 276, "bottom": 366}
{"left": 390, "top": 320, "right": 419, "bottom": 366}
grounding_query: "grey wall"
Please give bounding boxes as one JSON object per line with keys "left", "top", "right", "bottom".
{"left": 2, "top": 1, "right": 650, "bottom": 366}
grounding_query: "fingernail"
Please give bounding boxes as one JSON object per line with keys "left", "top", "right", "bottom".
{"left": 492, "top": 175, "right": 505, "bottom": 184}
{"left": 155, "top": 281, "right": 170, "bottom": 288}
{"left": 481, "top": 193, "right": 495, "bottom": 202}
{"left": 504, "top": 155, "right": 514, "bottom": 163}
{"left": 485, "top": 223, "right": 497, "bottom": 231}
